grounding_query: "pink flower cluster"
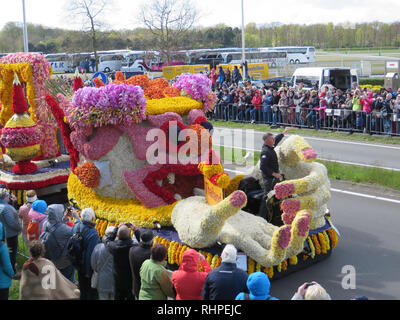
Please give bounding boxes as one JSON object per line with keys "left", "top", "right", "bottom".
{"left": 229, "top": 190, "right": 247, "bottom": 208}
{"left": 0, "top": 52, "right": 51, "bottom": 81}
{"left": 281, "top": 199, "right": 301, "bottom": 215}
{"left": 301, "top": 147, "right": 317, "bottom": 160}
{"left": 1, "top": 126, "right": 40, "bottom": 148}
{"left": 278, "top": 225, "right": 291, "bottom": 250}
{"left": 274, "top": 183, "right": 295, "bottom": 199}
{"left": 173, "top": 74, "right": 217, "bottom": 112}
{"left": 69, "top": 83, "right": 147, "bottom": 128}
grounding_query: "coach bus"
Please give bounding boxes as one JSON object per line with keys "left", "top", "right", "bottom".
{"left": 220, "top": 50, "right": 287, "bottom": 68}
{"left": 268, "top": 46, "right": 316, "bottom": 64}
{"left": 45, "top": 53, "right": 74, "bottom": 73}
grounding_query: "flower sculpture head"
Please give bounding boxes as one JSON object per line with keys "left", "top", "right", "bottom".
{"left": 61, "top": 73, "right": 217, "bottom": 227}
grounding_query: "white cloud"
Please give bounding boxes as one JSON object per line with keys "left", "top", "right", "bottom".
{"left": 0, "top": 0, "right": 399, "bottom": 31}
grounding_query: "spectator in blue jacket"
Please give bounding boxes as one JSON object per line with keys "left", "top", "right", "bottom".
{"left": 217, "top": 66, "right": 225, "bottom": 89}
{"left": 202, "top": 244, "right": 248, "bottom": 300}
{"left": 262, "top": 90, "right": 273, "bottom": 124}
{"left": 41, "top": 204, "right": 80, "bottom": 282}
{"left": 0, "top": 188, "right": 21, "bottom": 274}
{"left": 235, "top": 272, "right": 279, "bottom": 300}
{"left": 0, "top": 221, "right": 14, "bottom": 300}
{"left": 72, "top": 207, "right": 100, "bottom": 300}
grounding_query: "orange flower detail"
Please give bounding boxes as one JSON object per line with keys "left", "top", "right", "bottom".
{"left": 93, "top": 77, "right": 105, "bottom": 88}
{"left": 163, "top": 86, "right": 181, "bottom": 97}
{"left": 126, "top": 74, "right": 150, "bottom": 88}
{"left": 73, "top": 162, "right": 100, "bottom": 188}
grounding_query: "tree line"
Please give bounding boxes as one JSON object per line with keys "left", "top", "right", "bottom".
{"left": 1, "top": 21, "right": 399, "bottom": 54}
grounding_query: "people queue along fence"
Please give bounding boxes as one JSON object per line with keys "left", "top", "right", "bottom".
{"left": 206, "top": 71, "right": 400, "bottom": 137}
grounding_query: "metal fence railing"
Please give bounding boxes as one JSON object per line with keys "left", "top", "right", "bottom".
{"left": 207, "top": 103, "right": 400, "bottom": 137}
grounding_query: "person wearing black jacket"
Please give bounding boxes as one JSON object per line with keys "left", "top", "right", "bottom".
{"left": 258, "top": 128, "right": 290, "bottom": 219}
{"left": 104, "top": 223, "right": 138, "bottom": 300}
{"left": 128, "top": 229, "right": 154, "bottom": 299}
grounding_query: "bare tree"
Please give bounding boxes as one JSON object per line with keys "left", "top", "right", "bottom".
{"left": 64, "top": 0, "right": 113, "bottom": 72}
{"left": 139, "top": 0, "right": 199, "bottom": 65}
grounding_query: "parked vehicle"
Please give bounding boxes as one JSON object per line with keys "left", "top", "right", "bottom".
{"left": 98, "top": 54, "right": 125, "bottom": 73}
{"left": 291, "top": 67, "right": 359, "bottom": 91}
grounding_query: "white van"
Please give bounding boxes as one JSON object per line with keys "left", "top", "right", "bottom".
{"left": 291, "top": 67, "right": 359, "bottom": 91}
{"left": 98, "top": 54, "right": 125, "bottom": 73}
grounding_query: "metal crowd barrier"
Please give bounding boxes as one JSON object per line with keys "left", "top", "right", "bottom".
{"left": 208, "top": 103, "right": 400, "bottom": 137}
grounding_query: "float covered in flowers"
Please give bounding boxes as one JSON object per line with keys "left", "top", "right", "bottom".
{"left": 48, "top": 72, "right": 338, "bottom": 279}
{"left": 0, "top": 53, "right": 71, "bottom": 200}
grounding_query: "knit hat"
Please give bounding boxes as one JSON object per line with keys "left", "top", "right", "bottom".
{"left": 32, "top": 200, "right": 47, "bottom": 214}
{"left": 221, "top": 244, "right": 237, "bottom": 264}
{"left": 81, "top": 207, "right": 95, "bottom": 222}
{"left": 140, "top": 229, "right": 154, "bottom": 244}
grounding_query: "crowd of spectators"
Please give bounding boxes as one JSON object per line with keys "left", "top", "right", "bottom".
{"left": 208, "top": 75, "right": 400, "bottom": 137}
{"left": 0, "top": 187, "right": 370, "bottom": 301}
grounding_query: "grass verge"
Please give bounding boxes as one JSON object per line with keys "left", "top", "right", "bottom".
{"left": 210, "top": 121, "right": 400, "bottom": 145}
{"left": 214, "top": 145, "right": 400, "bottom": 191}
{"left": 8, "top": 236, "right": 29, "bottom": 300}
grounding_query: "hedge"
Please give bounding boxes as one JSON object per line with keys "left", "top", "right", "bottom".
{"left": 359, "top": 78, "right": 384, "bottom": 86}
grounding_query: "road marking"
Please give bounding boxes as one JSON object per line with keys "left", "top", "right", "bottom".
{"left": 223, "top": 168, "right": 400, "bottom": 204}
{"left": 214, "top": 144, "right": 400, "bottom": 171}
{"left": 213, "top": 126, "right": 400, "bottom": 150}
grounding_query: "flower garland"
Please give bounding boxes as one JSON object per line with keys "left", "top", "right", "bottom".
{"left": 318, "top": 232, "right": 328, "bottom": 254}
{"left": 307, "top": 237, "right": 316, "bottom": 259}
{"left": 289, "top": 255, "right": 298, "bottom": 265}
{"left": 311, "top": 234, "right": 321, "bottom": 255}
{"left": 327, "top": 228, "right": 338, "bottom": 249}
{"left": 67, "top": 173, "right": 176, "bottom": 228}
{"left": 145, "top": 96, "right": 202, "bottom": 116}
{"left": 69, "top": 83, "right": 147, "bottom": 128}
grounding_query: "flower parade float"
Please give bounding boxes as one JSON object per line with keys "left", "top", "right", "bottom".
{"left": 48, "top": 71, "right": 338, "bottom": 279}
{"left": 0, "top": 53, "right": 71, "bottom": 203}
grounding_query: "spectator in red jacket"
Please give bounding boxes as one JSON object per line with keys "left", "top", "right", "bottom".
{"left": 171, "top": 249, "right": 212, "bottom": 300}
{"left": 361, "top": 91, "right": 373, "bottom": 133}
{"left": 250, "top": 89, "right": 262, "bottom": 123}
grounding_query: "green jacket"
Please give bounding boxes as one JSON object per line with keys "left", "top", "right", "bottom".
{"left": 139, "top": 258, "right": 174, "bottom": 300}
{"left": 352, "top": 97, "right": 361, "bottom": 111}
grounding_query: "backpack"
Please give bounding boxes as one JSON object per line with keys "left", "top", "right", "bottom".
{"left": 67, "top": 224, "right": 89, "bottom": 270}
{"left": 27, "top": 220, "right": 40, "bottom": 241}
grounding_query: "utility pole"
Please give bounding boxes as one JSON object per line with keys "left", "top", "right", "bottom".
{"left": 22, "top": 0, "right": 29, "bottom": 52}
{"left": 241, "top": 0, "right": 246, "bottom": 79}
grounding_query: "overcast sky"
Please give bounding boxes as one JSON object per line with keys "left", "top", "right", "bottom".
{"left": 1, "top": 0, "right": 400, "bottom": 31}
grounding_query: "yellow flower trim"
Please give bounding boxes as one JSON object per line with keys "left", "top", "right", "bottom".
{"left": 5, "top": 144, "right": 41, "bottom": 162}
{"left": 248, "top": 258, "right": 255, "bottom": 274}
{"left": 215, "top": 174, "right": 230, "bottom": 189}
{"left": 282, "top": 259, "right": 288, "bottom": 271}
{"left": 206, "top": 252, "right": 213, "bottom": 265}
{"left": 145, "top": 96, "right": 203, "bottom": 116}
{"left": 4, "top": 113, "right": 36, "bottom": 128}
{"left": 211, "top": 254, "right": 220, "bottom": 269}
{"left": 265, "top": 266, "right": 274, "bottom": 279}
{"left": 289, "top": 255, "right": 298, "bottom": 265}
{"left": 225, "top": 174, "right": 244, "bottom": 196}
{"left": 179, "top": 245, "right": 188, "bottom": 263}
{"left": 323, "top": 231, "right": 330, "bottom": 251}
{"left": 277, "top": 262, "right": 282, "bottom": 273}
{"left": 0, "top": 63, "right": 35, "bottom": 126}
{"left": 312, "top": 234, "right": 321, "bottom": 255}
{"left": 198, "top": 163, "right": 223, "bottom": 179}
{"left": 307, "top": 237, "right": 316, "bottom": 259}
{"left": 256, "top": 262, "right": 261, "bottom": 272}
{"left": 318, "top": 232, "right": 327, "bottom": 254}
{"left": 67, "top": 173, "right": 176, "bottom": 228}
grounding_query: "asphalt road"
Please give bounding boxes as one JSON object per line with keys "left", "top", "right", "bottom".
{"left": 223, "top": 166, "right": 400, "bottom": 300}
{"left": 213, "top": 126, "right": 400, "bottom": 170}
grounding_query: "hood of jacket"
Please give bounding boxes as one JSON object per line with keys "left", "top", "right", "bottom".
{"left": 180, "top": 249, "right": 199, "bottom": 272}
{"left": 367, "top": 91, "right": 373, "bottom": 99}
{"left": 246, "top": 272, "right": 271, "bottom": 299}
{"left": 46, "top": 204, "right": 65, "bottom": 225}
{"left": 28, "top": 208, "right": 47, "bottom": 221}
